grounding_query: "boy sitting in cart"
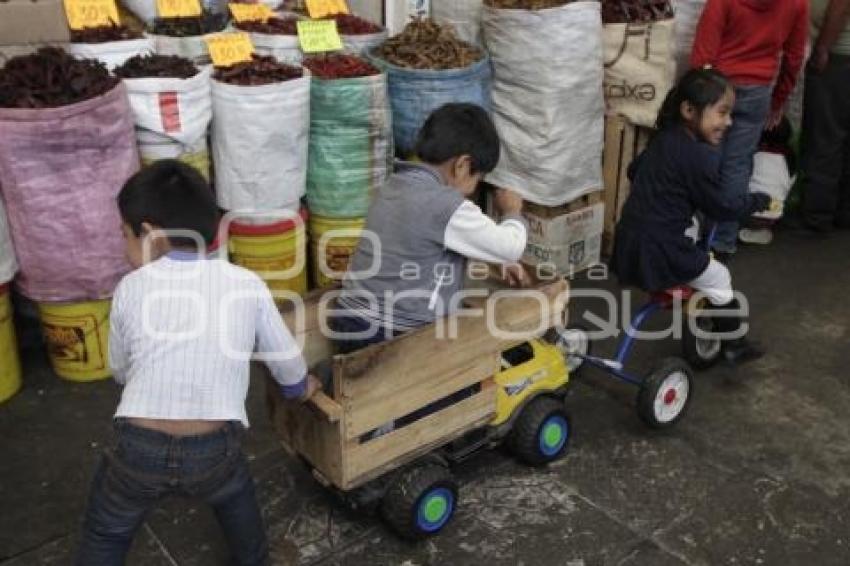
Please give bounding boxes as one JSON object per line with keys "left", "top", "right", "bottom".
{"left": 328, "top": 103, "right": 530, "bottom": 353}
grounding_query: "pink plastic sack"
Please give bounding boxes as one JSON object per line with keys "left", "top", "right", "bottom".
{"left": 0, "top": 83, "right": 137, "bottom": 302}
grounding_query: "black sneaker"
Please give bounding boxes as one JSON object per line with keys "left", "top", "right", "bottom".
{"left": 722, "top": 338, "right": 765, "bottom": 366}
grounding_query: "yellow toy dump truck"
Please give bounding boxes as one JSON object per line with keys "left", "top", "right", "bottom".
{"left": 267, "top": 279, "right": 584, "bottom": 539}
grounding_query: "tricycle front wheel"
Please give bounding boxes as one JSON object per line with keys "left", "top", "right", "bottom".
{"left": 637, "top": 358, "right": 693, "bottom": 429}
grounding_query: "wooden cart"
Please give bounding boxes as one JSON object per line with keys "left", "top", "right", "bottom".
{"left": 267, "top": 279, "right": 575, "bottom": 538}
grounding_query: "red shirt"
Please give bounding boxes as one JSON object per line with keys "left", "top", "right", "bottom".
{"left": 690, "top": 0, "right": 808, "bottom": 113}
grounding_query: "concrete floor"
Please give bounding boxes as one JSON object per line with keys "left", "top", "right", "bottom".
{"left": 1, "top": 228, "right": 848, "bottom": 566}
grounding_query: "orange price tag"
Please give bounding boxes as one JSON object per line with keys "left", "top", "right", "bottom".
{"left": 156, "top": 0, "right": 202, "bottom": 18}
{"left": 205, "top": 33, "right": 255, "bottom": 67}
{"left": 229, "top": 2, "right": 275, "bottom": 22}
{"left": 305, "top": 0, "right": 349, "bottom": 19}
{"left": 63, "top": 0, "right": 121, "bottom": 30}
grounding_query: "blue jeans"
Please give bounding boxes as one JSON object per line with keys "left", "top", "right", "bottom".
{"left": 76, "top": 421, "right": 268, "bottom": 566}
{"left": 714, "top": 85, "right": 772, "bottom": 253}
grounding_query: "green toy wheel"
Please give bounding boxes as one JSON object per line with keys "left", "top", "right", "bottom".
{"left": 381, "top": 463, "right": 458, "bottom": 539}
{"left": 508, "top": 396, "right": 572, "bottom": 467}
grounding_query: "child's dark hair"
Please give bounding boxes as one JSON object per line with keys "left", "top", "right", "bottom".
{"left": 415, "top": 103, "right": 500, "bottom": 174}
{"left": 656, "top": 68, "right": 732, "bottom": 131}
{"left": 118, "top": 160, "right": 218, "bottom": 249}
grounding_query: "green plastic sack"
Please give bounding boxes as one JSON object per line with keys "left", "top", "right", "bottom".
{"left": 306, "top": 73, "right": 393, "bottom": 218}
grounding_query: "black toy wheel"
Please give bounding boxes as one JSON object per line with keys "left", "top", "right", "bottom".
{"left": 682, "top": 312, "right": 722, "bottom": 370}
{"left": 637, "top": 358, "right": 694, "bottom": 429}
{"left": 554, "top": 325, "right": 592, "bottom": 377}
{"left": 508, "top": 396, "right": 572, "bottom": 466}
{"left": 381, "top": 463, "right": 458, "bottom": 539}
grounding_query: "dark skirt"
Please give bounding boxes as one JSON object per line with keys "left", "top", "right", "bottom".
{"left": 611, "top": 224, "right": 711, "bottom": 292}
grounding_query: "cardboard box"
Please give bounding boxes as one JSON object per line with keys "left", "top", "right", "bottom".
{"left": 0, "top": 0, "right": 70, "bottom": 46}
{"left": 522, "top": 193, "right": 605, "bottom": 276}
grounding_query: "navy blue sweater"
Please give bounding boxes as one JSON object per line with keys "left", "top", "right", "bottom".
{"left": 611, "top": 126, "right": 769, "bottom": 291}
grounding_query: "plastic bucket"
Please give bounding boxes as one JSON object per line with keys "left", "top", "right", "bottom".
{"left": 37, "top": 299, "right": 111, "bottom": 382}
{"left": 308, "top": 215, "right": 366, "bottom": 289}
{"left": 229, "top": 209, "right": 309, "bottom": 299}
{"left": 0, "top": 283, "right": 22, "bottom": 403}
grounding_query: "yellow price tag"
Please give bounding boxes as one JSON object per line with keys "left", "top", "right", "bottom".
{"left": 156, "top": 0, "right": 202, "bottom": 19}
{"left": 229, "top": 2, "right": 275, "bottom": 22}
{"left": 63, "top": 0, "right": 121, "bottom": 30}
{"left": 205, "top": 33, "right": 255, "bottom": 67}
{"left": 305, "top": 0, "right": 348, "bottom": 19}
{"left": 297, "top": 20, "right": 343, "bottom": 54}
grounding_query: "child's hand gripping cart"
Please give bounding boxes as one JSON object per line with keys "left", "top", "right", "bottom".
{"left": 267, "top": 280, "right": 575, "bottom": 539}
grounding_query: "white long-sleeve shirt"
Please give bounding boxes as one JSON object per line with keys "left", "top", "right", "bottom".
{"left": 444, "top": 200, "right": 527, "bottom": 264}
{"left": 110, "top": 251, "right": 307, "bottom": 427}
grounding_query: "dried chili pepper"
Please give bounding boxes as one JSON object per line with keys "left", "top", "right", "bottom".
{"left": 303, "top": 54, "right": 379, "bottom": 79}
{"left": 152, "top": 11, "right": 228, "bottom": 37}
{"left": 375, "top": 19, "right": 482, "bottom": 70}
{"left": 325, "top": 13, "right": 382, "bottom": 35}
{"left": 0, "top": 47, "right": 119, "bottom": 108}
{"left": 214, "top": 54, "right": 303, "bottom": 85}
{"left": 115, "top": 54, "right": 199, "bottom": 79}
{"left": 70, "top": 23, "right": 142, "bottom": 43}
{"left": 234, "top": 17, "right": 300, "bottom": 35}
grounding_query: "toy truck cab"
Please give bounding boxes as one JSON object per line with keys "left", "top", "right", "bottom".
{"left": 267, "top": 279, "right": 575, "bottom": 539}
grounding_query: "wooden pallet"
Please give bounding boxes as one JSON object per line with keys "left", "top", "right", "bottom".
{"left": 602, "top": 116, "right": 653, "bottom": 257}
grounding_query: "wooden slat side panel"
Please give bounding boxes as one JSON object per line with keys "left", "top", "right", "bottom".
{"left": 343, "top": 387, "right": 497, "bottom": 489}
{"left": 339, "top": 281, "right": 568, "bottom": 402}
{"left": 343, "top": 353, "right": 499, "bottom": 440}
{"left": 266, "top": 377, "right": 345, "bottom": 487}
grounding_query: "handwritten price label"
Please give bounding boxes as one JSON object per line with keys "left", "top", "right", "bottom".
{"left": 297, "top": 19, "right": 343, "bottom": 53}
{"left": 156, "top": 0, "right": 201, "bottom": 18}
{"left": 205, "top": 33, "right": 254, "bottom": 67}
{"left": 229, "top": 2, "right": 275, "bottom": 22}
{"left": 63, "top": 0, "right": 120, "bottom": 30}
{"left": 305, "top": 0, "right": 348, "bottom": 19}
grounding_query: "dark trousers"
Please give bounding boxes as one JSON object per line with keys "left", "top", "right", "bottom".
{"left": 76, "top": 421, "right": 268, "bottom": 566}
{"left": 801, "top": 54, "right": 850, "bottom": 229}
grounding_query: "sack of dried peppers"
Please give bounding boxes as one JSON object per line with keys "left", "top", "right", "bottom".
{"left": 303, "top": 55, "right": 393, "bottom": 218}
{"left": 115, "top": 54, "right": 212, "bottom": 179}
{"left": 0, "top": 48, "right": 137, "bottom": 301}
{"left": 368, "top": 19, "right": 491, "bottom": 157}
{"left": 69, "top": 24, "right": 154, "bottom": 71}
{"left": 600, "top": 0, "right": 675, "bottom": 127}
{"left": 482, "top": 1, "right": 604, "bottom": 206}
{"left": 211, "top": 56, "right": 310, "bottom": 212}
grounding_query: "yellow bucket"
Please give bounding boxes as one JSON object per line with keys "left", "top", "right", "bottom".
{"left": 229, "top": 210, "right": 309, "bottom": 300}
{"left": 37, "top": 299, "right": 111, "bottom": 382}
{"left": 308, "top": 215, "right": 366, "bottom": 289}
{"left": 0, "top": 283, "right": 22, "bottom": 403}
{"left": 141, "top": 149, "right": 210, "bottom": 181}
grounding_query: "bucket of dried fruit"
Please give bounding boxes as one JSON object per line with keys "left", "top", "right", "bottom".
{"left": 303, "top": 54, "right": 393, "bottom": 219}
{"left": 602, "top": 0, "right": 675, "bottom": 128}
{"left": 69, "top": 23, "right": 155, "bottom": 70}
{"left": 148, "top": 11, "right": 229, "bottom": 66}
{"left": 211, "top": 55, "right": 309, "bottom": 212}
{"left": 482, "top": 0, "right": 604, "bottom": 206}
{"left": 369, "top": 18, "right": 491, "bottom": 157}
{"left": 115, "top": 54, "right": 212, "bottom": 179}
{"left": 0, "top": 48, "right": 135, "bottom": 302}
{"left": 234, "top": 17, "right": 304, "bottom": 64}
